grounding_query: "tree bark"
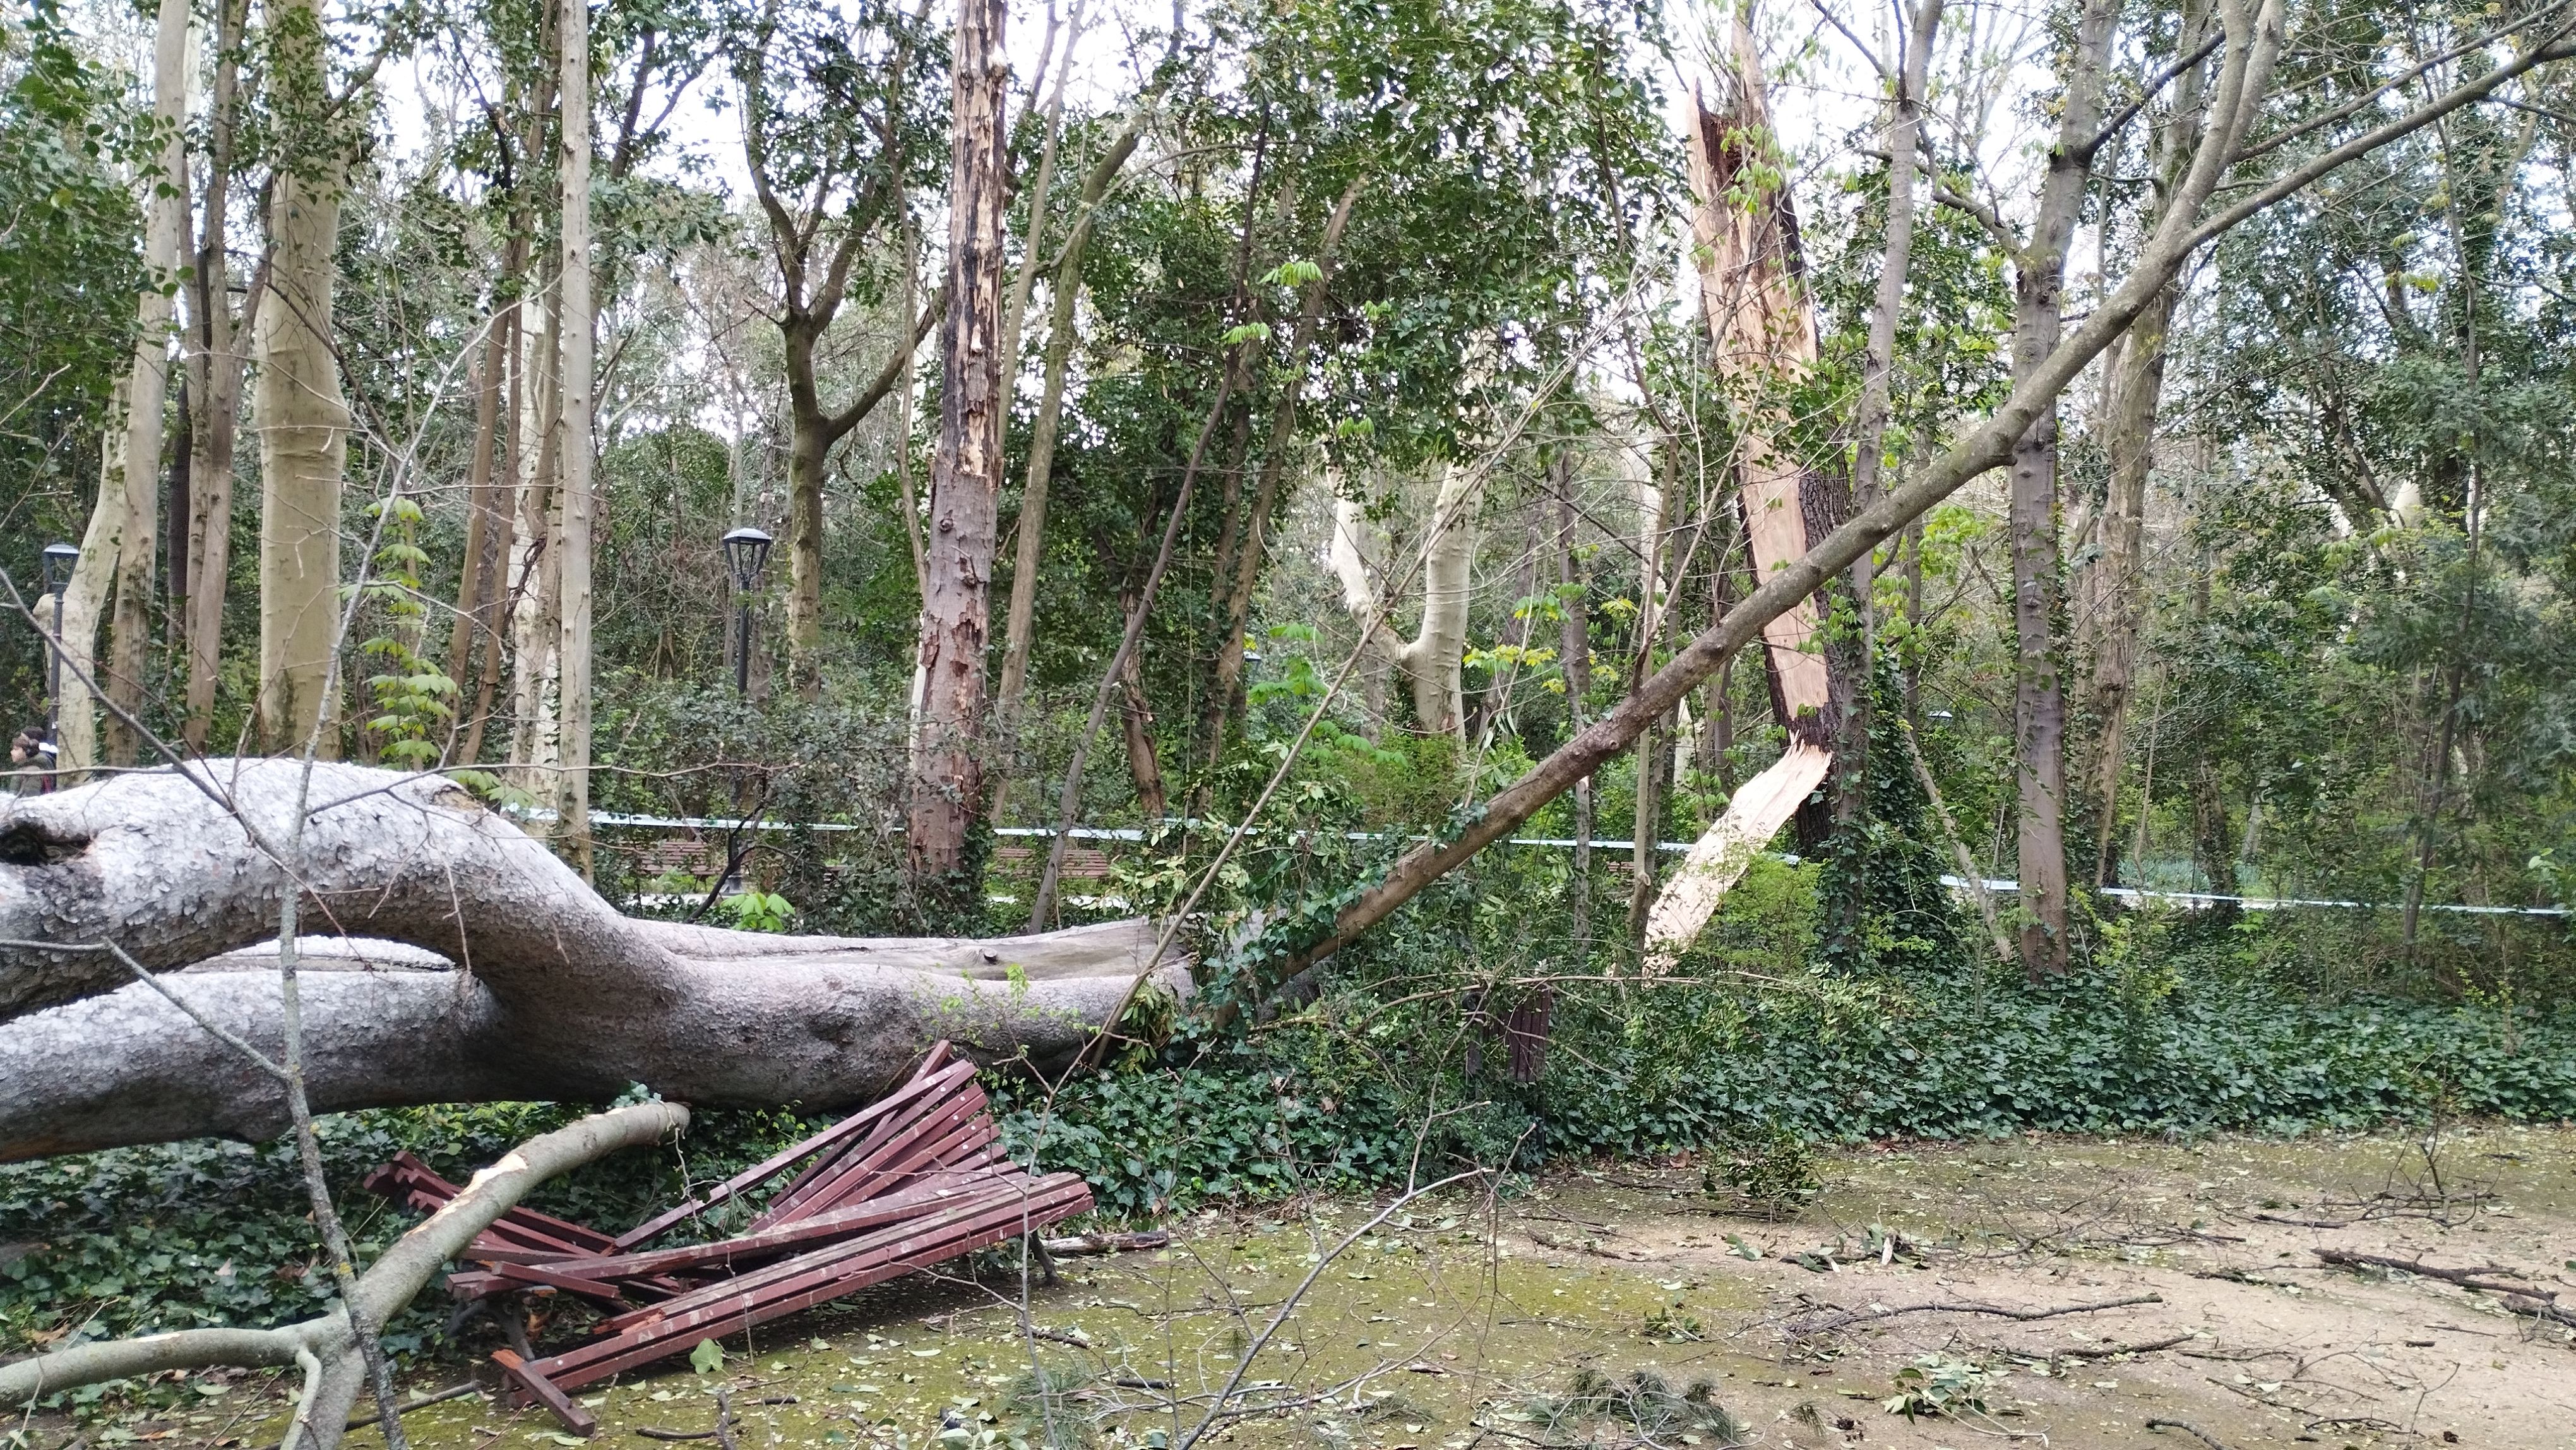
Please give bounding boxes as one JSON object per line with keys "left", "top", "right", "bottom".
{"left": 991, "top": 124, "right": 1142, "bottom": 748}
{"left": 2001, "top": 0, "right": 2120, "bottom": 976}
{"left": 2086, "top": 3, "right": 2214, "bottom": 885}
{"left": 58, "top": 0, "right": 189, "bottom": 777}
{"left": 255, "top": 0, "right": 352, "bottom": 757}
{"left": 555, "top": 0, "right": 597, "bottom": 877}
{"left": 0, "top": 762, "right": 1190, "bottom": 1159}
{"left": 1327, "top": 464, "right": 1479, "bottom": 738}
{"left": 181, "top": 0, "right": 252, "bottom": 752}
{"left": 909, "top": 0, "right": 1010, "bottom": 880}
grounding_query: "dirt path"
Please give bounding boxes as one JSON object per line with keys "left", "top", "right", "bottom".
{"left": 1513, "top": 1123, "right": 2576, "bottom": 1448}
{"left": 66, "top": 1126, "right": 2573, "bottom": 1450}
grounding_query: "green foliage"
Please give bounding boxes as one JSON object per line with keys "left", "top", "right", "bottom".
{"left": 355, "top": 494, "right": 457, "bottom": 768}
{"left": 722, "top": 890, "right": 796, "bottom": 933}
{"left": 1702, "top": 1123, "right": 1820, "bottom": 1218}
{"left": 1883, "top": 1354, "right": 2005, "bottom": 1422}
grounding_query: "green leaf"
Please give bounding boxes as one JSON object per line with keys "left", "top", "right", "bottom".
{"left": 690, "top": 1338, "right": 725, "bottom": 1374}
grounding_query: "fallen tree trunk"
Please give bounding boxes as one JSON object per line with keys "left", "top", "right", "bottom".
{"left": 0, "top": 762, "right": 1187, "bottom": 1159}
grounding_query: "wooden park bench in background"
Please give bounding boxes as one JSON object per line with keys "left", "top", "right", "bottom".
{"left": 366, "top": 1044, "right": 1090, "bottom": 1436}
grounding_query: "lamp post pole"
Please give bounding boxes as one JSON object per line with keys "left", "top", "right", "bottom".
{"left": 39, "top": 542, "right": 78, "bottom": 739}
{"left": 37, "top": 542, "right": 78, "bottom": 794}
{"left": 720, "top": 528, "right": 773, "bottom": 698}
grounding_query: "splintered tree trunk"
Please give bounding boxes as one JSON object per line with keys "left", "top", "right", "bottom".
{"left": 2005, "top": 0, "right": 2120, "bottom": 976}
{"left": 909, "top": 0, "right": 1009, "bottom": 880}
{"left": 554, "top": 0, "right": 597, "bottom": 876}
{"left": 254, "top": 0, "right": 350, "bottom": 756}
{"left": 1641, "top": 42, "right": 1842, "bottom": 968}
{"left": 182, "top": 0, "right": 251, "bottom": 752}
{"left": 0, "top": 763, "right": 1192, "bottom": 1159}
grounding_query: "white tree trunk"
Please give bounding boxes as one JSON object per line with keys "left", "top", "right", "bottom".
{"left": 57, "top": 0, "right": 190, "bottom": 776}
{"left": 253, "top": 0, "right": 349, "bottom": 754}
{"left": 1326, "top": 465, "right": 1479, "bottom": 738}
{"left": 0, "top": 762, "right": 1191, "bottom": 1158}
{"left": 553, "top": 0, "right": 596, "bottom": 875}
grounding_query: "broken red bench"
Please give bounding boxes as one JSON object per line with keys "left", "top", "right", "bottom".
{"left": 366, "top": 1043, "right": 1092, "bottom": 1435}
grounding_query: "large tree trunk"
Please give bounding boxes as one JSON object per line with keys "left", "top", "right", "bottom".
{"left": 1327, "top": 465, "right": 1479, "bottom": 738}
{"left": 254, "top": 0, "right": 351, "bottom": 756}
{"left": 0, "top": 762, "right": 1190, "bottom": 1159}
{"left": 554, "top": 0, "right": 597, "bottom": 875}
{"left": 909, "top": 0, "right": 1010, "bottom": 880}
{"left": 2003, "top": 0, "right": 2120, "bottom": 977}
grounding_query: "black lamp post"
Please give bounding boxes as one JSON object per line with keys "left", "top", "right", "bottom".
{"left": 720, "top": 527, "right": 773, "bottom": 697}
{"left": 39, "top": 542, "right": 78, "bottom": 739}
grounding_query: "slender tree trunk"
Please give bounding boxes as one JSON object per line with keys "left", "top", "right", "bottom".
{"left": 2087, "top": 1, "right": 2212, "bottom": 885}
{"left": 2004, "top": 0, "right": 2120, "bottom": 976}
{"left": 991, "top": 126, "right": 1141, "bottom": 759}
{"left": 1116, "top": 606, "right": 1166, "bottom": 820}
{"left": 909, "top": 0, "right": 1010, "bottom": 880}
{"left": 58, "top": 0, "right": 193, "bottom": 776}
{"left": 508, "top": 277, "right": 563, "bottom": 792}
{"left": 182, "top": 0, "right": 250, "bottom": 752}
{"left": 1553, "top": 454, "right": 1594, "bottom": 952}
{"left": 443, "top": 268, "right": 515, "bottom": 722}
{"left": 1202, "top": 179, "right": 1367, "bottom": 764}
{"left": 96, "top": 0, "right": 191, "bottom": 768}
{"left": 996, "top": 0, "right": 1082, "bottom": 396}
{"left": 254, "top": 0, "right": 351, "bottom": 756}
{"left": 782, "top": 328, "right": 832, "bottom": 698}
{"left": 555, "top": 0, "right": 597, "bottom": 876}
{"left": 458, "top": 268, "right": 525, "bottom": 769}
{"left": 1028, "top": 368, "right": 1239, "bottom": 928}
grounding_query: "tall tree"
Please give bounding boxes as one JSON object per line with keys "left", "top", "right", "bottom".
{"left": 254, "top": 0, "right": 353, "bottom": 753}
{"left": 179, "top": 0, "right": 256, "bottom": 752}
{"left": 555, "top": 0, "right": 597, "bottom": 873}
{"left": 2085, "top": 0, "right": 2217, "bottom": 885}
{"left": 1984, "top": 0, "right": 2122, "bottom": 974}
{"left": 907, "top": 0, "right": 1007, "bottom": 880}
{"left": 54, "top": 0, "right": 188, "bottom": 776}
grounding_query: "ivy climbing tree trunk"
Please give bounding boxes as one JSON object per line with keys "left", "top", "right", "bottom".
{"left": 909, "top": 0, "right": 1009, "bottom": 881}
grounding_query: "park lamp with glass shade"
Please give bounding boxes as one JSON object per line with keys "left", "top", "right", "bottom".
{"left": 720, "top": 527, "right": 773, "bottom": 698}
